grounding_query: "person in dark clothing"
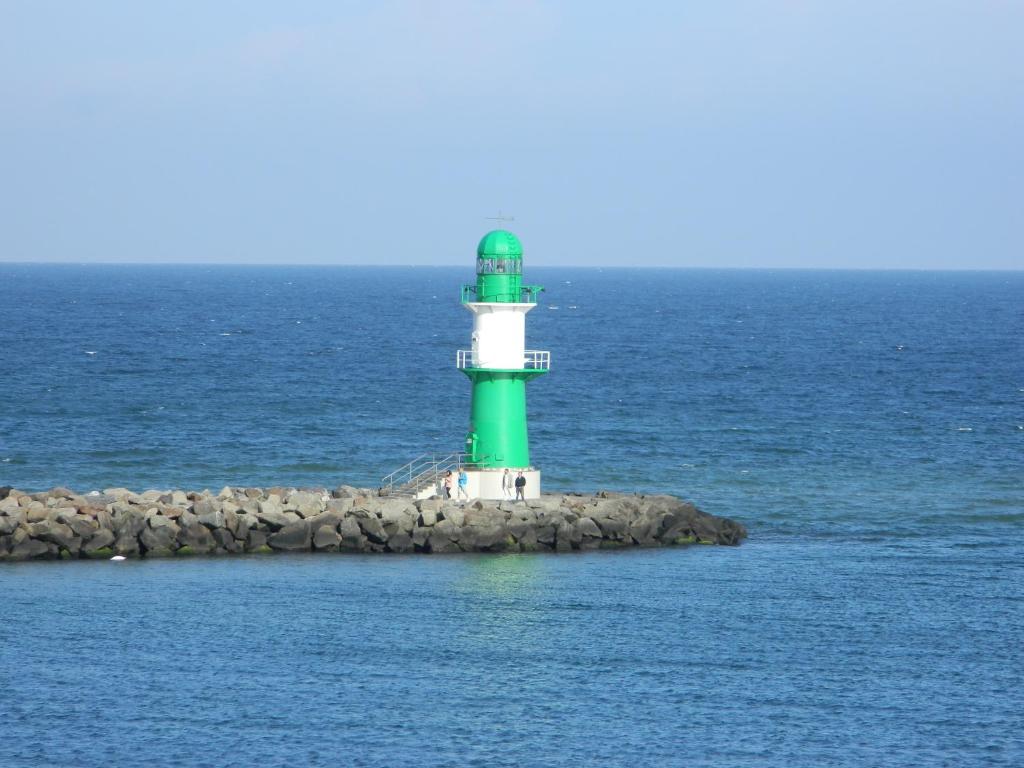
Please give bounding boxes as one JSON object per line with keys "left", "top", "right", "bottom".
{"left": 514, "top": 471, "right": 526, "bottom": 501}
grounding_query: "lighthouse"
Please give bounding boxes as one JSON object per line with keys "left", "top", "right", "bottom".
{"left": 457, "top": 230, "right": 549, "bottom": 499}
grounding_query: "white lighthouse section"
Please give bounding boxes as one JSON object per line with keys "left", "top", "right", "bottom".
{"left": 465, "top": 302, "right": 533, "bottom": 369}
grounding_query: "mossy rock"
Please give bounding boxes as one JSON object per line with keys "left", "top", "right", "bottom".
{"left": 83, "top": 547, "right": 114, "bottom": 559}
{"left": 598, "top": 539, "right": 628, "bottom": 549}
{"left": 175, "top": 546, "right": 197, "bottom": 556}
{"left": 250, "top": 544, "right": 274, "bottom": 555}
{"left": 145, "top": 548, "right": 175, "bottom": 558}
{"left": 59, "top": 548, "right": 76, "bottom": 560}
{"left": 672, "top": 535, "right": 697, "bottom": 545}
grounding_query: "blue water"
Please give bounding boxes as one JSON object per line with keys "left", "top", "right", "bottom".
{"left": 1, "top": 266, "right": 1022, "bottom": 766}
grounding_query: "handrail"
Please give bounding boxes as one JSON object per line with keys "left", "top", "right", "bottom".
{"left": 461, "top": 284, "right": 545, "bottom": 304}
{"left": 381, "top": 452, "right": 491, "bottom": 497}
{"left": 456, "top": 349, "right": 550, "bottom": 371}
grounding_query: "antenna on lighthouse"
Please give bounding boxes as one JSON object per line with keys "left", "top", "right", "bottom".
{"left": 485, "top": 211, "right": 515, "bottom": 226}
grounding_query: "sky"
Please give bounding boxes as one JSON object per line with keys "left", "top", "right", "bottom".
{"left": 1, "top": 1, "right": 1021, "bottom": 268}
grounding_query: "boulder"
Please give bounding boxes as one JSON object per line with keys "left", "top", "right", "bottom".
{"left": 212, "top": 527, "right": 239, "bottom": 553}
{"left": 28, "top": 520, "right": 78, "bottom": 550}
{"left": 358, "top": 515, "right": 388, "bottom": 545}
{"left": 257, "top": 508, "right": 291, "bottom": 531}
{"left": 313, "top": 525, "right": 341, "bottom": 552}
{"left": 386, "top": 531, "right": 414, "bottom": 553}
{"left": 176, "top": 521, "right": 216, "bottom": 554}
{"left": 140, "top": 524, "right": 178, "bottom": 554}
{"left": 196, "top": 508, "right": 225, "bottom": 530}
{"left": 247, "top": 529, "right": 269, "bottom": 551}
{"left": 338, "top": 517, "right": 366, "bottom": 551}
{"left": 326, "top": 498, "right": 354, "bottom": 515}
{"left": 0, "top": 510, "right": 25, "bottom": 535}
{"left": 64, "top": 514, "right": 98, "bottom": 539}
{"left": 10, "top": 535, "right": 52, "bottom": 560}
{"left": 113, "top": 529, "right": 141, "bottom": 557}
{"left": 576, "top": 517, "right": 603, "bottom": 540}
{"left": 231, "top": 513, "right": 257, "bottom": 540}
{"left": 462, "top": 524, "right": 512, "bottom": 552}
{"left": 285, "top": 491, "right": 323, "bottom": 518}
{"left": 82, "top": 528, "right": 116, "bottom": 555}
{"left": 307, "top": 511, "right": 343, "bottom": 537}
{"left": 269, "top": 520, "right": 311, "bottom": 551}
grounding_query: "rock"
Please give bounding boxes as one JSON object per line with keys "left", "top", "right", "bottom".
{"left": 313, "top": 525, "right": 341, "bottom": 552}
{"left": 269, "top": 520, "right": 311, "bottom": 551}
{"left": 26, "top": 504, "right": 52, "bottom": 523}
{"left": 577, "top": 517, "right": 604, "bottom": 540}
{"left": 193, "top": 498, "right": 220, "bottom": 517}
{"left": 338, "top": 517, "right": 366, "bottom": 551}
{"left": 231, "top": 513, "right": 257, "bottom": 540}
{"left": 114, "top": 529, "right": 141, "bottom": 557}
{"left": 176, "top": 521, "right": 216, "bottom": 554}
{"left": 65, "top": 514, "right": 98, "bottom": 539}
{"left": 411, "top": 526, "right": 431, "bottom": 549}
{"left": 285, "top": 491, "right": 323, "bottom": 518}
{"left": 196, "top": 508, "right": 225, "bottom": 530}
{"left": 212, "top": 528, "right": 238, "bottom": 553}
{"left": 169, "top": 490, "right": 188, "bottom": 507}
{"left": 441, "top": 507, "right": 465, "bottom": 527}
{"left": 11, "top": 535, "right": 52, "bottom": 560}
{"left": 358, "top": 515, "right": 388, "bottom": 544}
{"left": 257, "top": 507, "right": 291, "bottom": 531}
{"left": 326, "top": 498, "right": 354, "bottom": 515}
{"left": 428, "top": 536, "right": 461, "bottom": 554}
{"left": 29, "top": 520, "right": 78, "bottom": 550}
{"left": 307, "top": 511, "right": 343, "bottom": 536}
{"left": 0, "top": 510, "right": 25, "bottom": 535}
{"left": 462, "top": 524, "right": 512, "bottom": 552}
{"left": 386, "top": 531, "right": 414, "bottom": 553}
{"left": 82, "top": 528, "right": 116, "bottom": 555}
{"left": 247, "top": 529, "right": 269, "bottom": 551}
{"left": 140, "top": 523, "right": 178, "bottom": 554}
{"left": 555, "top": 522, "right": 578, "bottom": 551}
{"left": 417, "top": 508, "right": 437, "bottom": 527}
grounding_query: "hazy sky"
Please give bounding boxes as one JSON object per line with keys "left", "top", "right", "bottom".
{"left": 1, "top": 1, "right": 1021, "bottom": 268}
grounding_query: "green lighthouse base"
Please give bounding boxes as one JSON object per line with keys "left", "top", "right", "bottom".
{"left": 461, "top": 369, "right": 546, "bottom": 469}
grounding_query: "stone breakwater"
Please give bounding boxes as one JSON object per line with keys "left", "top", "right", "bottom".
{"left": 0, "top": 485, "right": 746, "bottom": 562}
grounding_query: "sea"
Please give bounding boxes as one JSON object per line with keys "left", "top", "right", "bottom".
{"left": 0, "top": 265, "right": 1021, "bottom": 767}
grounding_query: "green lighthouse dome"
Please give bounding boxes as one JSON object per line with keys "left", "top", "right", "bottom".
{"left": 477, "top": 230, "right": 523, "bottom": 259}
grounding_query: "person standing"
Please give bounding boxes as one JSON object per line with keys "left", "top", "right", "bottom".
{"left": 457, "top": 469, "right": 469, "bottom": 500}
{"left": 514, "top": 471, "right": 526, "bottom": 501}
{"left": 443, "top": 470, "right": 453, "bottom": 499}
{"left": 501, "top": 468, "right": 513, "bottom": 499}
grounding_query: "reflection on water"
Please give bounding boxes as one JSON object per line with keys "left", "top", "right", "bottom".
{"left": 453, "top": 554, "right": 549, "bottom": 650}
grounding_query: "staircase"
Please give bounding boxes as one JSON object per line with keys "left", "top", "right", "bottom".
{"left": 381, "top": 452, "right": 473, "bottom": 498}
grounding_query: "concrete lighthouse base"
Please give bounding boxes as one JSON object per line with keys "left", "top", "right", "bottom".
{"left": 415, "top": 469, "right": 541, "bottom": 501}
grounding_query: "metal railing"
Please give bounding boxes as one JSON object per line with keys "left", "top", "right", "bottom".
{"left": 460, "top": 284, "right": 545, "bottom": 304}
{"left": 456, "top": 349, "right": 551, "bottom": 371}
{"left": 381, "top": 452, "right": 480, "bottom": 497}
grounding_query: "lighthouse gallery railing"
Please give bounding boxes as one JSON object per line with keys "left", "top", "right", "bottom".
{"left": 456, "top": 349, "right": 550, "bottom": 371}
{"left": 460, "top": 284, "right": 544, "bottom": 304}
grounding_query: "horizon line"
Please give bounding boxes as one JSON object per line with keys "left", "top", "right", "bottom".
{"left": 0, "top": 260, "right": 1020, "bottom": 273}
